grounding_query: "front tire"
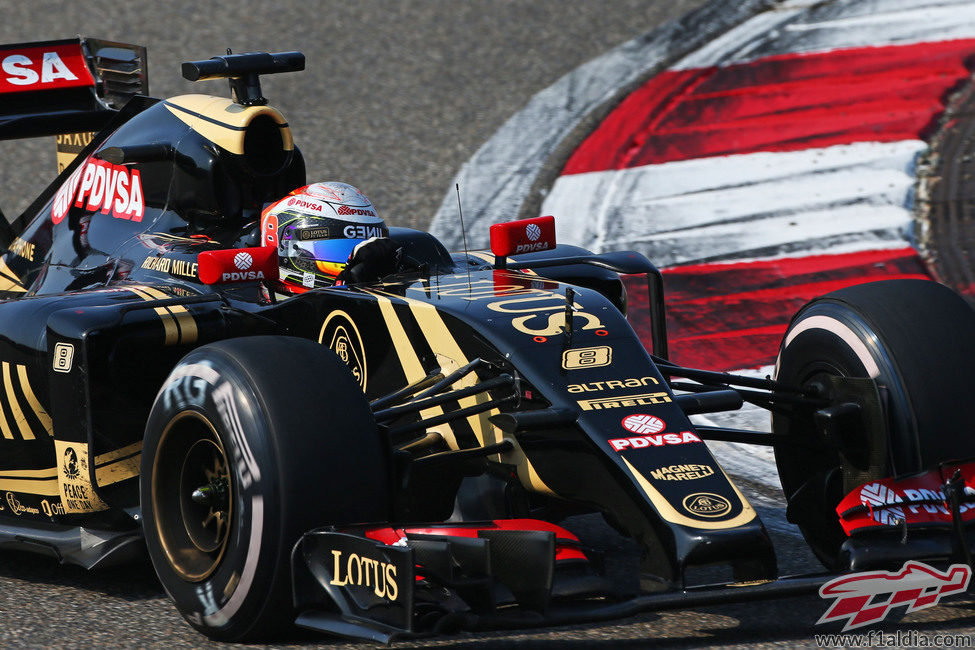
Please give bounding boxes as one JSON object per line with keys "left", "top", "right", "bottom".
{"left": 140, "top": 336, "right": 390, "bottom": 641}
{"left": 773, "top": 280, "right": 975, "bottom": 569}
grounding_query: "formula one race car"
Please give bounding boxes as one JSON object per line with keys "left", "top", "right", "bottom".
{"left": 2, "top": 38, "right": 975, "bottom": 643}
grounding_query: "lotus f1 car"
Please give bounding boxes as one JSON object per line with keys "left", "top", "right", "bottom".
{"left": 2, "top": 39, "right": 975, "bottom": 643}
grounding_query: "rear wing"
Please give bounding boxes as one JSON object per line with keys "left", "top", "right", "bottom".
{"left": 0, "top": 37, "right": 147, "bottom": 143}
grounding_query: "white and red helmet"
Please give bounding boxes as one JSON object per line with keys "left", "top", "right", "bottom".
{"left": 260, "top": 182, "right": 386, "bottom": 292}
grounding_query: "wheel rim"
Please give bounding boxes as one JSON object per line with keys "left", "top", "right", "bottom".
{"left": 152, "top": 411, "right": 233, "bottom": 582}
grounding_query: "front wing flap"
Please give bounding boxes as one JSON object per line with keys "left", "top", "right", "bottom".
{"left": 291, "top": 520, "right": 612, "bottom": 642}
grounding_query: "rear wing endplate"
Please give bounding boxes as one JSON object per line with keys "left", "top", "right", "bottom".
{"left": 0, "top": 37, "right": 147, "bottom": 142}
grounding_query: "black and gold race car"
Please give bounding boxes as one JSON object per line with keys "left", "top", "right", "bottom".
{"left": 2, "top": 38, "right": 975, "bottom": 643}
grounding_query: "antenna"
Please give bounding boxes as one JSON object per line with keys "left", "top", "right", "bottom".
{"left": 455, "top": 183, "right": 473, "bottom": 288}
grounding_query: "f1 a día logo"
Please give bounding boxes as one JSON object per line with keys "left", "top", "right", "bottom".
{"left": 818, "top": 561, "right": 971, "bottom": 631}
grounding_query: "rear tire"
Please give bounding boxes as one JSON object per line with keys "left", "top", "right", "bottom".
{"left": 773, "top": 280, "right": 975, "bottom": 569}
{"left": 140, "top": 336, "right": 389, "bottom": 641}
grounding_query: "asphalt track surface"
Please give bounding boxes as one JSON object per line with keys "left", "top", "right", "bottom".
{"left": 2, "top": 1, "right": 975, "bottom": 648}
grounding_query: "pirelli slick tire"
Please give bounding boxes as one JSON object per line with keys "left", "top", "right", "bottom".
{"left": 773, "top": 279, "right": 975, "bottom": 569}
{"left": 140, "top": 336, "right": 390, "bottom": 641}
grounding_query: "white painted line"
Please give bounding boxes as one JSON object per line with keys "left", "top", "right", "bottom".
{"left": 542, "top": 141, "right": 924, "bottom": 265}
{"left": 676, "top": 0, "right": 975, "bottom": 68}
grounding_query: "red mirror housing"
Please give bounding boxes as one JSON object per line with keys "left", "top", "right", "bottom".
{"left": 489, "top": 216, "right": 556, "bottom": 258}
{"left": 198, "top": 246, "right": 279, "bottom": 284}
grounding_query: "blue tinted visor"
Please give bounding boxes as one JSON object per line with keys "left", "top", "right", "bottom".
{"left": 305, "top": 237, "right": 363, "bottom": 264}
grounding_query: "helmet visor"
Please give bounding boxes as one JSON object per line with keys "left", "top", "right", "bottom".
{"left": 287, "top": 237, "right": 364, "bottom": 279}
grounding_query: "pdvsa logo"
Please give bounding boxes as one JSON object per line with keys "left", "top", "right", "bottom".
{"left": 2, "top": 50, "right": 82, "bottom": 89}
{"left": 222, "top": 252, "right": 262, "bottom": 280}
{"left": 621, "top": 414, "right": 665, "bottom": 435}
{"left": 514, "top": 241, "right": 551, "bottom": 253}
{"left": 234, "top": 252, "right": 253, "bottom": 270}
{"left": 513, "top": 221, "right": 550, "bottom": 253}
{"left": 337, "top": 205, "right": 377, "bottom": 217}
{"left": 287, "top": 197, "right": 323, "bottom": 212}
{"left": 51, "top": 159, "right": 145, "bottom": 224}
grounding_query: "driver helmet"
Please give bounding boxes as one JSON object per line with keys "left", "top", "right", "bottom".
{"left": 260, "top": 182, "right": 387, "bottom": 292}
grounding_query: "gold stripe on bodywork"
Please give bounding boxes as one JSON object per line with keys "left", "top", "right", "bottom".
{"left": 468, "top": 251, "right": 494, "bottom": 265}
{"left": 165, "top": 94, "right": 294, "bottom": 155}
{"left": 128, "top": 286, "right": 178, "bottom": 343}
{"left": 18, "top": 365, "right": 52, "bottom": 437}
{"left": 0, "top": 258, "right": 26, "bottom": 293}
{"left": 0, "top": 476, "right": 59, "bottom": 495}
{"left": 95, "top": 454, "right": 141, "bottom": 487}
{"left": 0, "top": 376, "right": 13, "bottom": 439}
{"left": 128, "top": 286, "right": 179, "bottom": 345}
{"left": 137, "top": 286, "right": 198, "bottom": 343}
{"left": 94, "top": 442, "right": 141, "bottom": 466}
{"left": 622, "top": 457, "right": 757, "bottom": 530}
{"left": 371, "top": 293, "right": 459, "bottom": 450}
{"left": 406, "top": 300, "right": 496, "bottom": 448}
{"left": 3, "top": 363, "right": 32, "bottom": 440}
{"left": 374, "top": 288, "right": 557, "bottom": 497}
{"left": 94, "top": 442, "right": 141, "bottom": 487}
{"left": 0, "top": 466, "right": 56, "bottom": 478}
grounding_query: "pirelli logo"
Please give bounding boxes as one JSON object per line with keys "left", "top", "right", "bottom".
{"left": 577, "top": 391, "right": 671, "bottom": 411}
{"left": 0, "top": 362, "right": 53, "bottom": 440}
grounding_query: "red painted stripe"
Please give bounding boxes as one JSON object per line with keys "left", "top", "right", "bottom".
{"left": 564, "top": 39, "right": 975, "bottom": 174}
{"left": 625, "top": 249, "right": 930, "bottom": 370}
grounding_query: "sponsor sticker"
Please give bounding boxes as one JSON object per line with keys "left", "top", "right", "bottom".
{"left": 337, "top": 205, "right": 378, "bottom": 218}
{"left": 621, "top": 413, "right": 665, "bottom": 435}
{"left": 52, "top": 342, "right": 74, "bottom": 373}
{"left": 577, "top": 391, "right": 671, "bottom": 411}
{"left": 682, "top": 492, "right": 731, "bottom": 518}
{"left": 55, "top": 441, "right": 108, "bottom": 513}
{"left": 650, "top": 464, "right": 715, "bottom": 481}
{"left": 0, "top": 43, "right": 94, "bottom": 94}
{"left": 413, "top": 278, "right": 606, "bottom": 338}
{"left": 343, "top": 224, "right": 384, "bottom": 238}
{"left": 287, "top": 197, "right": 324, "bottom": 212}
{"left": 568, "top": 376, "right": 659, "bottom": 393}
{"left": 233, "top": 251, "right": 253, "bottom": 270}
{"left": 8, "top": 237, "right": 35, "bottom": 261}
{"left": 213, "top": 382, "right": 261, "bottom": 489}
{"left": 319, "top": 311, "right": 367, "bottom": 390}
{"left": 608, "top": 430, "right": 701, "bottom": 451}
{"left": 330, "top": 548, "right": 400, "bottom": 600}
{"left": 140, "top": 255, "right": 199, "bottom": 279}
{"left": 297, "top": 226, "right": 330, "bottom": 241}
{"left": 5, "top": 492, "right": 39, "bottom": 516}
{"left": 562, "top": 346, "right": 612, "bottom": 369}
{"left": 51, "top": 158, "right": 145, "bottom": 224}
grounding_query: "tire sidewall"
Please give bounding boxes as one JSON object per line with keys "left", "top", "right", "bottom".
{"left": 141, "top": 351, "right": 281, "bottom": 640}
{"left": 774, "top": 299, "right": 914, "bottom": 492}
